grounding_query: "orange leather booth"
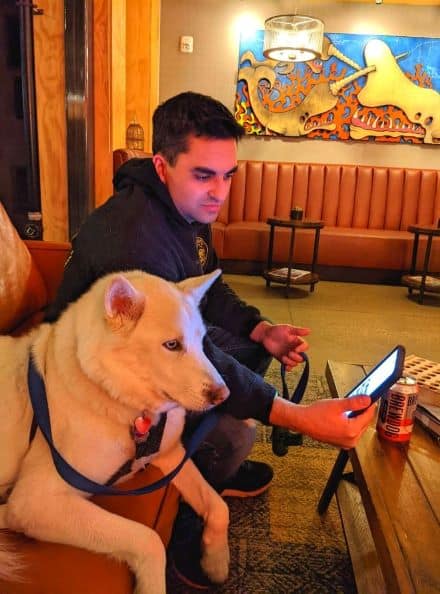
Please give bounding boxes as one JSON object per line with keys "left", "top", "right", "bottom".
{"left": 214, "top": 160, "right": 440, "bottom": 279}
{"left": 0, "top": 202, "right": 180, "bottom": 593}
{"left": 114, "top": 149, "right": 440, "bottom": 282}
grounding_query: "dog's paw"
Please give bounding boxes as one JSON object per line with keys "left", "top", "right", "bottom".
{"left": 201, "top": 543, "right": 230, "bottom": 584}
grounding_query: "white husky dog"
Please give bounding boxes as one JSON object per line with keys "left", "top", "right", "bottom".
{"left": 0, "top": 269, "right": 230, "bottom": 594}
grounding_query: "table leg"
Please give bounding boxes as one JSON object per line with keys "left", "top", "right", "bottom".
{"left": 409, "top": 231, "right": 419, "bottom": 296}
{"left": 266, "top": 225, "right": 275, "bottom": 288}
{"left": 317, "top": 449, "right": 350, "bottom": 514}
{"left": 419, "top": 234, "right": 433, "bottom": 304}
{"left": 285, "top": 227, "right": 296, "bottom": 298}
{"left": 310, "top": 228, "right": 321, "bottom": 293}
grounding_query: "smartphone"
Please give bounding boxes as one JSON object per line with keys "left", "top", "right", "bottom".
{"left": 346, "top": 345, "right": 405, "bottom": 418}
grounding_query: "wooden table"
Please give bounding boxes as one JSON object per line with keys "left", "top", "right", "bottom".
{"left": 318, "top": 360, "right": 440, "bottom": 594}
{"left": 401, "top": 224, "right": 440, "bottom": 304}
{"left": 263, "top": 218, "right": 324, "bottom": 297}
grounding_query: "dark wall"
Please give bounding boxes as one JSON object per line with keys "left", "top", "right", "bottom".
{"left": 0, "top": 0, "right": 41, "bottom": 239}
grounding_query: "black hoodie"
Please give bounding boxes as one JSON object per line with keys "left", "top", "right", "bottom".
{"left": 45, "top": 158, "right": 276, "bottom": 423}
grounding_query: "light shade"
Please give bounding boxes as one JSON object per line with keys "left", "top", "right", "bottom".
{"left": 263, "top": 14, "right": 324, "bottom": 63}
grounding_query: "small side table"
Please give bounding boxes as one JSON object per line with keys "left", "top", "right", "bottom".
{"left": 263, "top": 218, "right": 324, "bottom": 297}
{"left": 401, "top": 224, "right": 440, "bottom": 304}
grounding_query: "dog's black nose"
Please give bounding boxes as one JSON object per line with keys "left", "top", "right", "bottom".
{"left": 207, "top": 384, "right": 229, "bottom": 405}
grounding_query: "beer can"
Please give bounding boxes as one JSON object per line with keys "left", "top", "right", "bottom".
{"left": 376, "top": 376, "right": 419, "bottom": 443}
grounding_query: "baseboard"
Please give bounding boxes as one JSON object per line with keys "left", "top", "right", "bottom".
{"left": 220, "top": 260, "right": 405, "bottom": 285}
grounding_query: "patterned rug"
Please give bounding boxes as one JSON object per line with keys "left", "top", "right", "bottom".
{"left": 167, "top": 363, "right": 357, "bottom": 594}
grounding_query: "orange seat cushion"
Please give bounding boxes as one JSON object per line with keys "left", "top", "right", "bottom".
{"left": 0, "top": 467, "right": 179, "bottom": 594}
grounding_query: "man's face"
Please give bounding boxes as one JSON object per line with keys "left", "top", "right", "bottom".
{"left": 153, "top": 135, "right": 238, "bottom": 224}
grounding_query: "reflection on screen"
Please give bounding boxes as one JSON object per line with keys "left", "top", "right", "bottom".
{"left": 348, "top": 350, "right": 398, "bottom": 397}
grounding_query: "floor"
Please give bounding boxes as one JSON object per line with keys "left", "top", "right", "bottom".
{"left": 224, "top": 274, "right": 440, "bottom": 375}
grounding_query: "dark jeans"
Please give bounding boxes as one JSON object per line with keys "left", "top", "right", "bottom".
{"left": 184, "top": 325, "right": 272, "bottom": 491}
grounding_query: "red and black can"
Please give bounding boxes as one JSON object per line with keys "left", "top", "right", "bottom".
{"left": 376, "top": 376, "right": 419, "bottom": 443}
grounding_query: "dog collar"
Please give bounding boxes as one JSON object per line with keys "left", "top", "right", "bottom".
{"left": 132, "top": 413, "right": 167, "bottom": 457}
{"left": 107, "top": 413, "right": 167, "bottom": 485}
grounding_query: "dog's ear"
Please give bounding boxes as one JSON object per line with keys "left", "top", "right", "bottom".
{"left": 178, "top": 269, "right": 222, "bottom": 305}
{"left": 104, "top": 275, "right": 146, "bottom": 329}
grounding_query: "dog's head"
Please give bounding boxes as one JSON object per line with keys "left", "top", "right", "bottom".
{"left": 75, "top": 269, "right": 229, "bottom": 414}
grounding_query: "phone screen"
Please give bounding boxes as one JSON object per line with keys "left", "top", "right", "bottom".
{"left": 346, "top": 345, "right": 405, "bottom": 418}
{"left": 347, "top": 349, "right": 399, "bottom": 398}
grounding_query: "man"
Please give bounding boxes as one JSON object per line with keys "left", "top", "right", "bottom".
{"left": 46, "top": 92, "right": 374, "bottom": 588}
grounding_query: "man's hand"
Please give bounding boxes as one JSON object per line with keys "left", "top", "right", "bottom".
{"left": 269, "top": 394, "right": 376, "bottom": 449}
{"left": 250, "top": 321, "right": 310, "bottom": 369}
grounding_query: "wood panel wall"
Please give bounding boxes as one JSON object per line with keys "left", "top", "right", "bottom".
{"left": 33, "top": 0, "right": 68, "bottom": 241}
{"left": 111, "top": 0, "right": 126, "bottom": 151}
{"left": 95, "top": 0, "right": 160, "bottom": 205}
{"left": 125, "top": 0, "right": 160, "bottom": 154}
{"left": 93, "top": 0, "right": 113, "bottom": 207}
{"left": 33, "top": 0, "right": 160, "bottom": 230}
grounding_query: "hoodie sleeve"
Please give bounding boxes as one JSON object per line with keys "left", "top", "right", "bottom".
{"left": 203, "top": 335, "right": 276, "bottom": 424}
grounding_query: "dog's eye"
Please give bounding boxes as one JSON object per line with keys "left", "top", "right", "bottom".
{"left": 163, "top": 339, "right": 181, "bottom": 351}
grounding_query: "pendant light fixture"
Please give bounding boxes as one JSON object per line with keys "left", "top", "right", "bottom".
{"left": 263, "top": 14, "right": 324, "bottom": 63}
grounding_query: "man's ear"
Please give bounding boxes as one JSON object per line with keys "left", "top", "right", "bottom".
{"left": 104, "top": 275, "right": 146, "bottom": 330}
{"left": 152, "top": 154, "right": 167, "bottom": 183}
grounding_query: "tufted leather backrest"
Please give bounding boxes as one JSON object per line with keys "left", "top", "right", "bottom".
{"left": 0, "top": 202, "right": 48, "bottom": 333}
{"left": 112, "top": 150, "right": 440, "bottom": 231}
{"left": 225, "top": 161, "right": 440, "bottom": 230}
{"left": 113, "top": 148, "right": 151, "bottom": 178}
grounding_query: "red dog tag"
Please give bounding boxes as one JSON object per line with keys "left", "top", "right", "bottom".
{"left": 134, "top": 415, "right": 151, "bottom": 436}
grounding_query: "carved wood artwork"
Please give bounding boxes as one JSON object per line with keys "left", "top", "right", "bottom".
{"left": 236, "top": 32, "right": 440, "bottom": 145}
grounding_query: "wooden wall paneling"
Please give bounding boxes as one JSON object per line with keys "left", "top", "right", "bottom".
{"left": 126, "top": 0, "right": 160, "bottom": 153}
{"left": 147, "top": 0, "right": 161, "bottom": 154}
{"left": 33, "top": 0, "right": 69, "bottom": 241}
{"left": 93, "top": 0, "right": 113, "bottom": 207}
{"left": 111, "top": 0, "right": 126, "bottom": 151}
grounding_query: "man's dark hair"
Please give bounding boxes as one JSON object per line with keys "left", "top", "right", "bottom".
{"left": 152, "top": 91, "right": 244, "bottom": 165}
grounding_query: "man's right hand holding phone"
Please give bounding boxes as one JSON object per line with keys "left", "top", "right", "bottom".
{"left": 269, "top": 394, "right": 375, "bottom": 450}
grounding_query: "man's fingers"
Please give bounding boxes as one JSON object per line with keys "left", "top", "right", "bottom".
{"left": 345, "top": 395, "right": 372, "bottom": 411}
{"left": 293, "top": 340, "right": 308, "bottom": 353}
{"left": 282, "top": 352, "right": 306, "bottom": 368}
{"left": 290, "top": 326, "right": 311, "bottom": 336}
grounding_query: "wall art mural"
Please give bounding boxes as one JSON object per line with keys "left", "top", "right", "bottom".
{"left": 235, "top": 31, "right": 440, "bottom": 144}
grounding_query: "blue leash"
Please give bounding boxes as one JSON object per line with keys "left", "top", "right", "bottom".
{"left": 27, "top": 352, "right": 309, "bottom": 494}
{"left": 281, "top": 352, "right": 309, "bottom": 404}
{"left": 272, "top": 352, "right": 309, "bottom": 456}
{"left": 27, "top": 357, "right": 219, "bottom": 496}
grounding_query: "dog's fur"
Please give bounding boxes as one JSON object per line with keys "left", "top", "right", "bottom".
{"left": 0, "top": 269, "right": 230, "bottom": 594}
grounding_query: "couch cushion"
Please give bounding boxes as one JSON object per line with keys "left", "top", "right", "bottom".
{"left": 113, "top": 148, "right": 151, "bottom": 177}
{"left": 0, "top": 466, "right": 180, "bottom": 594}
{"left": 0, "top": 203, "right": 48, "bottom": 333}
{"left": 220, "top": 222, "right": 440, "bottom": 271}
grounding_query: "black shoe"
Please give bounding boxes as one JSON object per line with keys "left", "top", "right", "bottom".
{"left": 220, "top": 460, "right": 274, "bottom": 498}
{"left": 169, "top": 502, "right": 214, "bottom": 590}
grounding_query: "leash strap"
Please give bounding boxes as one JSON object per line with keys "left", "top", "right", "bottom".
{"left": 280, "top": 352, "right": 309, "bottom": 404}
{"left": 27, "top": 358, "right": 219, "bottom": 496}
{"left": 27, "top": 353, "right": 309, "bottom": 495}
{"left": 271, "top": 352, "right": 309, "bottom": 457}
